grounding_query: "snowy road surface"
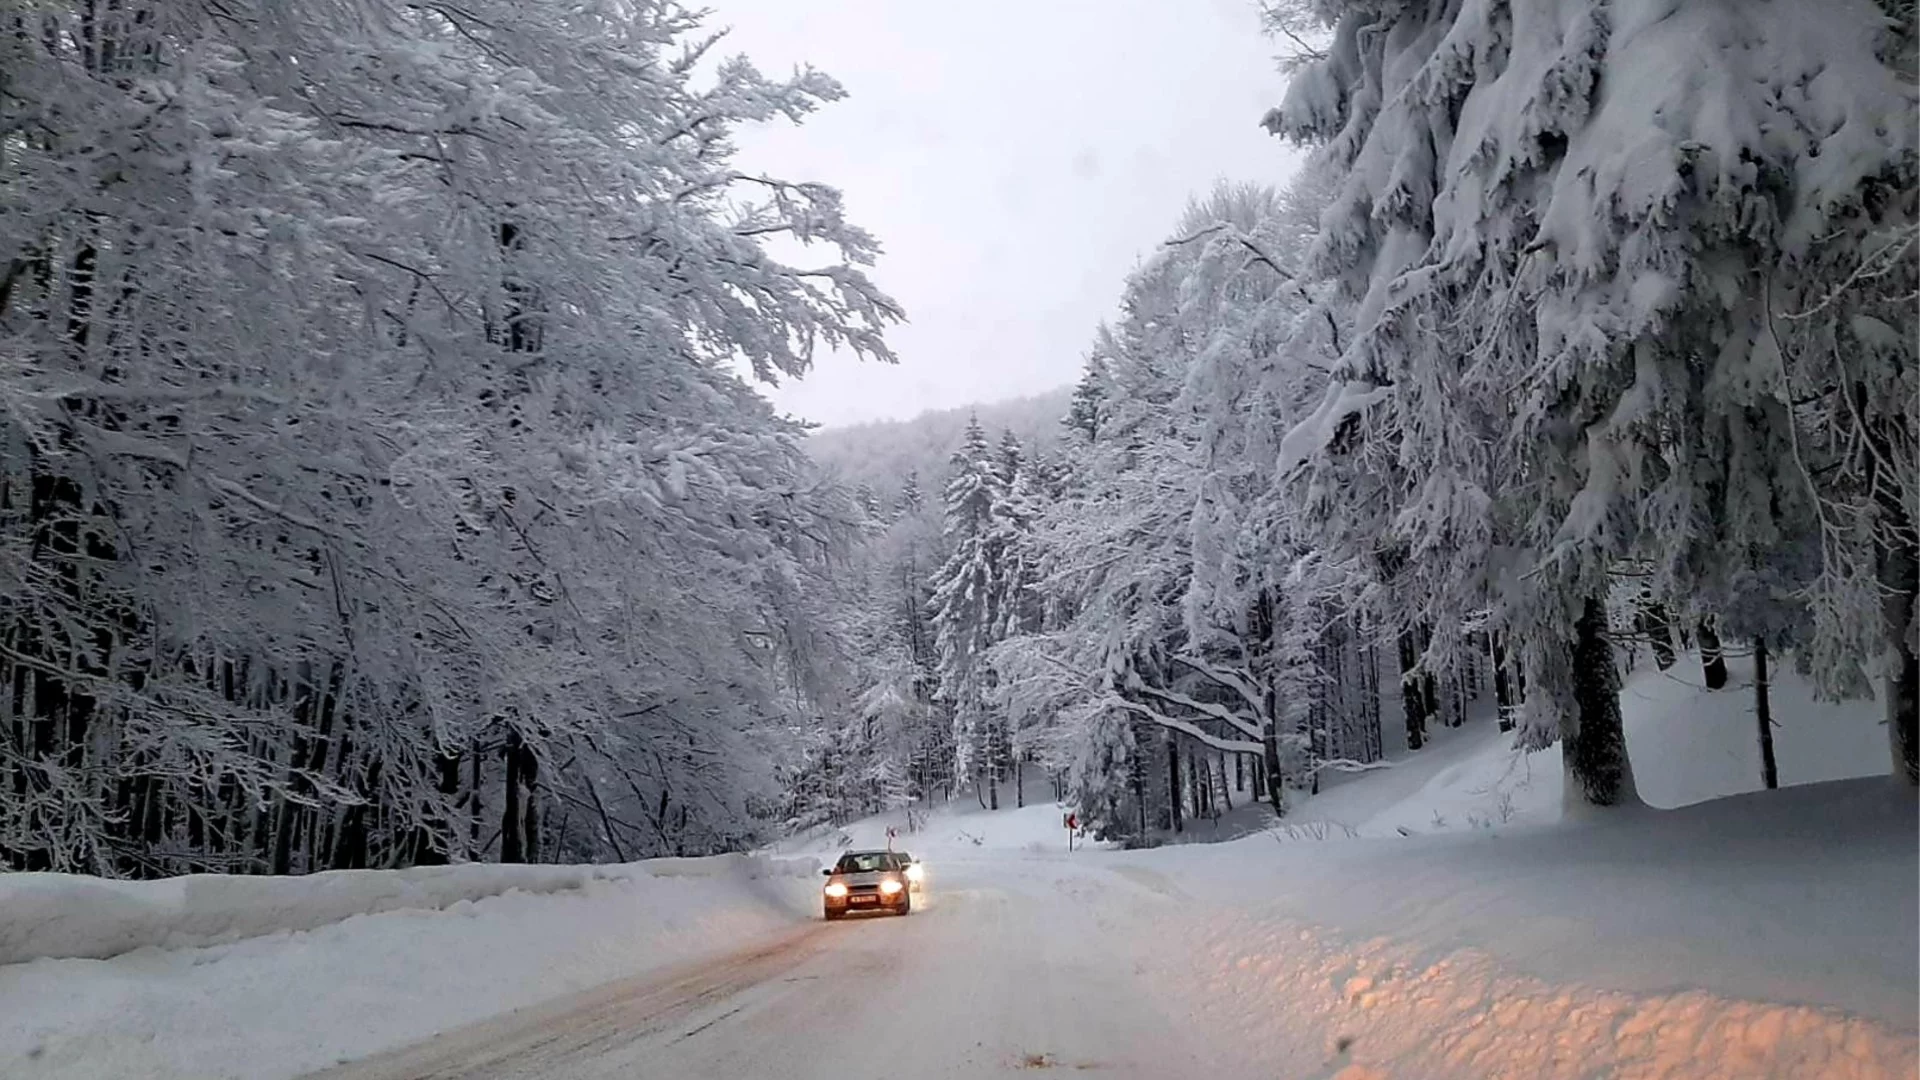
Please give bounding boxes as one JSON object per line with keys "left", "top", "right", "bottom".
{"left": 308, "top": 857, "right": 1228, "bottom": 1080}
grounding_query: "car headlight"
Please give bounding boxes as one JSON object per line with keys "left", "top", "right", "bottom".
{"left": 824, "top": 882, "right": 848, "bottom": 898}
{"left": 904, "top": 863, "right": 924, "bottom": 883}
{"left": 879, "top": 878, "right": 903, "bottom": 895}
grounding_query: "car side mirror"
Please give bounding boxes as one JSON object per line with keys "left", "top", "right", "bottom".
{"left": 821, "top": 868, "right": 834, "bottom": 877}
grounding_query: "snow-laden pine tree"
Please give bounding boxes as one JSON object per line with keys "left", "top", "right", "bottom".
{"left": 1267, "top": 0, "right": 1917, "bottom": 801}
{"left": 0, "top": 0, "right": 899, "bottom": 873}
{"left": 929, "top": 416, "right": 1009, "bottom": 806}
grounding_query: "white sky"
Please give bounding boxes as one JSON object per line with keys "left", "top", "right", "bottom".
{"left": 706, "top": 0, "right": 1306, "bottom": 427}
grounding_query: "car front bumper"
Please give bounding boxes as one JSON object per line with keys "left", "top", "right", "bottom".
{"left": 825, "top": 892, "right": 908, "bottom": 914}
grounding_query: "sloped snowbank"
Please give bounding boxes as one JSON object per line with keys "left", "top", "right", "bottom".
{"left": 0, "top": 851, "right": 807, "bottom": 967}
{"left": 1183, "top": 909, "right": 1917, "bottom": 1080}
{"left": 1146, "top": 778, "right": 1918, "bottom": 1077}
{"left": 1292, "top": 648, "right": 1892, "bottom": 839}
{"left": 0, "top": 853, "right": 821, "bottom": 1080}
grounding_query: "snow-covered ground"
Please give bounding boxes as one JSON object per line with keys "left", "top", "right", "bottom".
{"left": 0, "top": 656, "right": 1910, "bottom": 1079}
{"left": 0, "top": 855, "right": 821, "bottom": 1079}
{"left": 1151, "top": 778, "right": 1916, "bottom": 1074}
{"left": 1290, "top": 648, "right": 1893, "bottom": 838}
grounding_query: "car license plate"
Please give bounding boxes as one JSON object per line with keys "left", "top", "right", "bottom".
{"left": 850, "top": 895, "right": 876, "bottom": 904}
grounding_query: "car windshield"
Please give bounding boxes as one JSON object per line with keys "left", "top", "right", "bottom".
{"left": 833, "top": 853, "right": 895, "bottom": 874}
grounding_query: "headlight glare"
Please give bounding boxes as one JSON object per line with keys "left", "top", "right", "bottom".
{"left": 879, "top": 878, "right": 903, "bottom": 895}
{"left": 904, "top": 863, "right": 924, "bottom": 883}
{"left": 824, "top": 881, "right": 848, "bottom": 898}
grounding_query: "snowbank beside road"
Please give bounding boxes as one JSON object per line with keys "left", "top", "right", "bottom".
{"left": 1183, "top": 908, "right": 1918, "bottom": 1080}
{"left": 1135, "top": 776, "right": 1918, "bottom": 1080}
{"left": 0, "top": 853, "right": 821, "bottom": 1080}
{"left": 1143, "top": 778, "right": 1918, "bottom": 1032}
{"left": 0, "top": 851, "right": 808, "bottom": 967}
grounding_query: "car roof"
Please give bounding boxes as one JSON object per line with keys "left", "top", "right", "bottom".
{"left": 842, "top": 849, "right": 895, "bottom": 857}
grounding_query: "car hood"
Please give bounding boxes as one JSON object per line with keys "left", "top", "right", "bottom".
{"left": 833, "top": 870, "right": 897, "bottom": 886}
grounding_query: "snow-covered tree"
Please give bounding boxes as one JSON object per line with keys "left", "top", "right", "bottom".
{"left": 929, "top": 416, "right": 1013, "bottom": 805}
{"left": 985, "top": 173, "right": 1390, "bottom": 833}
{"left": 0, "top": 0, "right": 901, "bottom": 874}
{"left": 1265, "top": 0, "right": 1918, "bottom": 802}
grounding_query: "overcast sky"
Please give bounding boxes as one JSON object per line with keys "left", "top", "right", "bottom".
{"left": 705, "top": 0, "right": 1306, "bottom": 428}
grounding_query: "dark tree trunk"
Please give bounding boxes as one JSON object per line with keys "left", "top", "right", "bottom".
{"left": 1698, "top": 619, "right": 1729, "bottom": 690}
{"left": 1878, "top": 515, "right": 1919, "bottom": 785}
{"left": 1417, "top": 623, "right": 1441, "bottom": 724}
{"left": 1261, "top": 695, "right": 1285, "bottom": 817}
{"left": 501, "top": 732, "right": 524, "bottom": 863}
{"left": 1218, "top": 755, "right": 1232, "bottom": 813}
{"left": 521, "top": 748, "right": 540, "bottom": 864}
{"left": 469, "top": 742, "right": 484, "bottom": 859}
{"left": 1362, "top": 636, "right": 1383, "bottom": 760}
{"left": 1398, "top": 626, "right": 1427, "bottom": 750}
{"left": 1166, "top": 732, "right": 1183, "bottom": 834}
{"left": 271, "top": 669, "right": 319, "bottom": 876}
{"left": 334, "top": 757, "right": 380, "bottom": 870}
{"left": 1491, "top": 630, "right": 1517, "bottom": 732}
{"left": 1754, "top": 636, "right": 1779, "bottom": 791}
{"left": 1566, "top": 597, "right": 1635, "bottom": 807}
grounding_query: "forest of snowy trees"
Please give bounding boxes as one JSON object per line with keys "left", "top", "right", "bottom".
{"left": 804, "top": 0, "right": 1918, "bottom": 841}
{"left": 0, "top": 0, "right": 901, "bottom": 874}
{"left": 3, "top": 0, "right": 1913, "bottom": 877}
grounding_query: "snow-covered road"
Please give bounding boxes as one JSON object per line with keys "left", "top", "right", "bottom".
{"left": 307, "top": 856, "right": 1232, "bottom": 1079}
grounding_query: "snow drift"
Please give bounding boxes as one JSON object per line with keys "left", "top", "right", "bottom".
{"left": 0, "top": 852, "right": 813, "bottom": 967}
{"left": 0, "top": 853, "right": 824, "bottom": 1080}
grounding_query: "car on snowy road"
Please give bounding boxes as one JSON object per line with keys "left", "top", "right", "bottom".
{"left": 821, "top": 850, "right": 913, "bottom": 919}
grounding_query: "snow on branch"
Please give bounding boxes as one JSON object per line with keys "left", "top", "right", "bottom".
{"left": 1101, "top": 697, "right": 1264, "bottom": 755}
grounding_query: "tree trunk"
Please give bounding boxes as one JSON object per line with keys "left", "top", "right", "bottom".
{"left": 1362, "top": 637, "right": 1383, "bottom": 759}
{"left": 521, "top": 748, "right": 540, "bottom": 864}
{"left": 1132, "top": 734, "right": 1149, "bottom": 838}
{"left": 1417, "top": 623, "right": 1441, "bottom": 724}
{"left": 1878, "top": 520, "right": 1919, "bottom": 785}
{"left": 1565, "top": 597, "right": 1637, "bottom": 807}
{"left": 469, "top": 743, "right": 484, "bottom": 859}
{"left": 1261, "top": 697, "right": 1285, "bottom": 817}
{"left": 1698, "top": 618, "right": 1729, "bottom": 690}
{"left": 1166, "top": 732, "right": 1183, "bottom": 834}
{"left": 501, "top": 732, "right": 524, "bottom": 863}
{"left": 270, "top": 667, "right": 317, "bottom": 876}
{"left": 1640, "top": 598, "right": 1677, "bottom": 671}
{"left": 1398, "top": 626, "right": 1427, "bottom": 750}
{"left": 1491, "top": 630, "right": 1517, "bottom": 733}
{"left": 1218, "top": 755, "right": 1232, "bottom": 813}
{"left": 1754, "top": 636, "right": 1778, "bottom": 791}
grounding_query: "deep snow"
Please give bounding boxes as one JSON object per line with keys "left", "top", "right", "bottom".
{"left": 1288, "top": 647, "right": 1893, "bottom": 838}
{"left": 0, "top": 855, "right": 820, "bottom": 1080}
{"left": 0, "top": 860, "right": 697, "bottom": 967}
